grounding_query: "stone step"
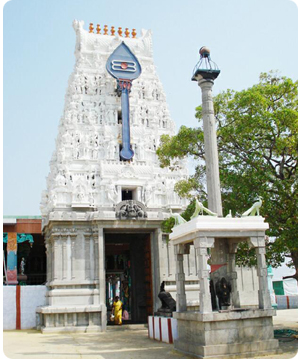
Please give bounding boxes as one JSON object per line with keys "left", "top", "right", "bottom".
{"left": 106, "top": 324, "right": 148, "bottom": 331}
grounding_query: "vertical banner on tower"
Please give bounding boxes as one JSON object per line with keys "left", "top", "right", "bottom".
{"left": 6, "top": 232, "right": 18, "bottom": 284}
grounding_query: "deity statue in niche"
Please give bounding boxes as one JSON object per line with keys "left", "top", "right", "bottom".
{"left": 20, "top": 258, "right": 26, "bottom": 275}
{"left": 107, "top": 182, "right": 118, "bottom": 204}
{"left": 55, "top": 172, "right": 66, "bottom": 187}
{"left": 108, "top": 140, "right": 117, "bottom": 160}
{"left": 62, "top": 131, "right": 73, "bottom": 145}
{"left": 138, "top": 139, "right": 145, "bottom": 160}
{"left": 57, "top": 147, "right": 65, "bottom": 163}
{"left": 72, "top": 73, "right": 80, "bottom": 94}
{"left": 75, "top": 184, "right": 87, "bottom": 202}
{"left": 92, "top": 145, "right": 98, "bottom": 160}
{"left": 143, "top": 182, "right": 153, "bottom": 205}
{"left": 98, "top": 143, "right": 105, "bottom": 158}
{"left": 215, "top": 277, "right": 232, "bottom": 310}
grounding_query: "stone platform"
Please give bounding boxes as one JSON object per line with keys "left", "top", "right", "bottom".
{"left": 173, "top": 309, "right": 279, "bottom": 358}
{"left": 36, "top": 304, "right": 107, "bottom": 333}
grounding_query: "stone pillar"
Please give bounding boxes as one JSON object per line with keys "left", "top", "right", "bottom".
{"left": 197, "top": 78, "right": 222, "bottom": 216}
{"left": 153, "top": 229, "right": 162, "bottom": 311}
{"left": 249, "top": 236, "right": 272, "bottom": 310}
{"left": 76, "top": 232, "right": 85, "bottom": 280}
{"left": 66, "top": 235, "right": 71, "bottom": 280}
{"left": 136, "top": 186, "right": 142, "bottom": 201}
{"left": 98, "top": 226, "right": 105, "bottom": 305}
{"left": 45, "top": 241, "right": 52, "bottom": 283}
{"left": 117, "top": 185, "right": 122, "bottom": 203}
{"left": 71, "top": 235, "right": 76, "bottom": 279}
{"left": 53, "top": 238, "right": 59, "bottom": 281}
{"left": 62, "top": 235, "right": 67, "bottom": 280}
{"left": 89, "top": 236, "right": 95, "bottom": 280}
{"left": 228, "top": 242, "right": 240, "bottom": 308}
{"left": 174, "top": 244, "right": 189, "bottom": 312}
{"left": 6, "top": 232, "right": 18, "bottom": 284}
{"left": 194, "top": 236, "right": 214, "bottom": 313}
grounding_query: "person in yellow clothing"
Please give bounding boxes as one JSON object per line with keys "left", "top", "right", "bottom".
{"left": 112, "top": 296, "right": 123, "bottom": 325}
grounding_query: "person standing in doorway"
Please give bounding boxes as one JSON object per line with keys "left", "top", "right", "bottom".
{"left": 112, "top": 296, "right": 123, "bottom": 325}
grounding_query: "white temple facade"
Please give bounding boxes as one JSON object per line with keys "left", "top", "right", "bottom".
{"left": 38, "top": 20, "right": 193, "bottom": 332}
{"left": 37, "top": 21, "right": 261, "bottom": 333}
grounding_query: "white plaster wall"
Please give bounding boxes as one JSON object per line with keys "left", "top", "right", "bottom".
{"left": 3, "top": 286, "right": 47, "bottom": 330}
{"left": 3, "top": 286, "right": 16, "bottom": 330}
{"left": 21, "top": 286, "right": 47, "bottom": 329}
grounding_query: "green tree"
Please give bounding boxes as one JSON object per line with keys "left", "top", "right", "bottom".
{"left": 158, "top": 72, "right": 298, "bottom": 280}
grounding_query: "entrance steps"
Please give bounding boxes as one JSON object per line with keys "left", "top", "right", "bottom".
{"left": 107, "top": 324, "right": 148, "bottom": 331}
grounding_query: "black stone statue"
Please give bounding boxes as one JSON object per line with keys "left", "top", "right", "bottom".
{"left": 210, "top": 279, "right": 217, "bottom": 311}
{"left": 156, "top": 281, "right": 176, "bottom": 317}
{"left": 215, "top": 277, "right": 232, "bottom": 310}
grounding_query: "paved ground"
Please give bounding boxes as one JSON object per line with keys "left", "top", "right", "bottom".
{"left": 3, "top": 309, "right": 298, "bottom": 359}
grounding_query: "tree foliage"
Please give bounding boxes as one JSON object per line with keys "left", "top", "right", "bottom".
{"left": 158, "top": 72, "right": 298, "bottom": 279}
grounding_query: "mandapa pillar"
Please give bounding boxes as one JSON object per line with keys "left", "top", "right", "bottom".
{"left": 174, "top": 244, "right": 189, "bottom": 312}
{"left": 194, "top": 236, "right": 215, "bottom": 313}
{"left": 228, "top": 242, "right": 241, "bottom": 308}
{"left": 249, "top": 236, "right": 272, "bottom": 310}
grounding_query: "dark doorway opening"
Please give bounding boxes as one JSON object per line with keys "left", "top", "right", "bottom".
{"left": 105, "top": 232, "right": 153, "bottom": 324}
{"left": 122, "top": 190, "right": 133, "bottom": 201}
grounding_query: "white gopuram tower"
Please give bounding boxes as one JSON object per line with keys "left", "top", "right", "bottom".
{"left": 37, "top": 21, "right": 194, "bottom": 333}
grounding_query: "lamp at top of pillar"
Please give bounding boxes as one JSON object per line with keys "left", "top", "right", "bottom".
{"left": 192, "top": 46, "right": 220, "bottom": 81}
{"left": 191, "top": 46, "right": 223, "bottom": 216}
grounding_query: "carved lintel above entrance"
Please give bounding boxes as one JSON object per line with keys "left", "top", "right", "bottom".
{"left": 115, "top": 200, "right": 147, "bottom": 220}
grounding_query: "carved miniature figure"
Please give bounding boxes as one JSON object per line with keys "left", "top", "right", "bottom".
{"left": 191, "top": 198, "right": 218, "bottom": 218}
{"left": 116, "top": 200, "right": 147, "bottom": 219}
{"left": 20, "top": 257, "right": 26, "bottom": 275}
{"left": 169, "top": 209, "right": 187, "bottom": 226}
{"left": 242, "top": 196, "right": 263, "bottom": 217}
{"left": 133, "top": 203, "right": 145, "bottom": 218}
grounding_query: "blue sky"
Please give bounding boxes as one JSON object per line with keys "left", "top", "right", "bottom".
{"left": 3, "top": 0, "right": 298, "bottom": 215}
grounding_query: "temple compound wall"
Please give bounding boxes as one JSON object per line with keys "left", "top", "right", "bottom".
{"left": 38, "top": 21, "right": 258, "bottom": 333}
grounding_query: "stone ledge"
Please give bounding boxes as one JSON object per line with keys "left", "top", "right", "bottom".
{"left": 170, "top": 216, "right": 268, "bottom": 243}
{"left": 36, "top": 305, "right": 105, "bottom": 314}
{"left": 40, "top": 325, "right": 104, "bottom": 334}
{"left": 173, "top": 308, "right": 275, "bottom": 322}
{"left": 48, "top": 279, "right": 99, "bottom": 286}
{"left": 47, "top": 289, "right": 99, "bottom": 297}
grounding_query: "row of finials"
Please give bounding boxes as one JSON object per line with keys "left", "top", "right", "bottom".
{"left": 89, "top": 23, "right": 137, "bottom": 38}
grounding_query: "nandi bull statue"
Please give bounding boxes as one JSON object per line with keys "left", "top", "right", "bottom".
{"left": 156, "top": 281, "right": 176, "bottom": 317}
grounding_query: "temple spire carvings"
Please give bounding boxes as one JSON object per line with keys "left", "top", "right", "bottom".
{"left": 40, "top": 20, "right": 188, "bottom": 223}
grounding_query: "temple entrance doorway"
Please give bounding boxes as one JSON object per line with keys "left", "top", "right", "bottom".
{"left": 105, "top": 232, "right": 153, "bottom": 324}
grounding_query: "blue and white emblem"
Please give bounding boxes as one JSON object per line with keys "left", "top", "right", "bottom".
{"left": 106, "top": 42, "right": 142, "bottom": 161}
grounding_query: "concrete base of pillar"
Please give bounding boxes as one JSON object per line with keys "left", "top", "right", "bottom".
{"left": 154, "top": 311, "right": 173, "bottom": 317}
{"left": 36, "top": 304, "right": 107, "bottom": 333}
{"left": 173, "top": 309, "right": 279, "bottom": 358}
